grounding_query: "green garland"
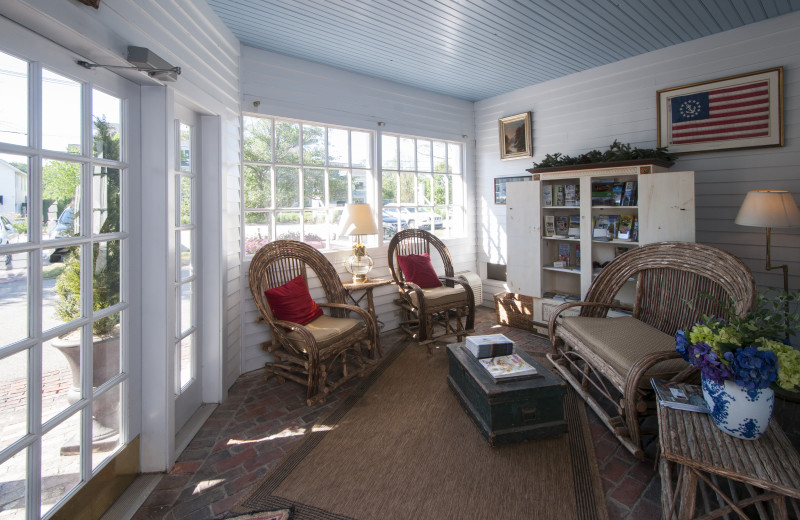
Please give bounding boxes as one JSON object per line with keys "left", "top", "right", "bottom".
{"left": 533, "top": 140, "right": 676, "bottom": 168}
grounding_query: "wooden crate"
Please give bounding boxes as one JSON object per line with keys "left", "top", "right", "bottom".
{"left": 494, "top": 291, "right": 534, "bottom": 330}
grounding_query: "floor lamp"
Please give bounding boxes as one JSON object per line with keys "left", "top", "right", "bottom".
{"left": 735, "top": 190, "right": 800, "bottom": 296}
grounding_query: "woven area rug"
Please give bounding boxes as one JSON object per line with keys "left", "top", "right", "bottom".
{"left": 235, "top": 340, "right": 608, "bottom": 520}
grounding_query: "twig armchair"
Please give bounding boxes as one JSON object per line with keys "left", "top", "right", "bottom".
{"left": 249, "top": 240, "right": 378, "bottom": 405}
{"left": 547, "top": 241, "right": 756, "bottom": 458}
{"left": 387, "top": 229, "right": 475, "bottom": 349}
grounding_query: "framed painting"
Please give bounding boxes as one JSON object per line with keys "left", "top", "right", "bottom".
{"left": 498, "top": 112, "right": 532, "bottom": 160}
{"left": 494, "top": 175, "right": 530, "bottom": 204}
{"left": 657, "top": 67, "right": 783, "bottom": 154}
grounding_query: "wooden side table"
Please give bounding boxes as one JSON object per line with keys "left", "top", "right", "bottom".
{"left": 658, "top": 403, "right": 800, "bottom": 519}
{"left": 342, "top": 277, "right": 393, "bottom": 356}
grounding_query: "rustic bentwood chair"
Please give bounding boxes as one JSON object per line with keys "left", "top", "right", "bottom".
{"left": 249, "top": 240, "right": 378, "bottom": 405}
{"left": 387, "top": 229, "right": 475, "bottom": 351}
{"left": 547, "top": 241, "right": 756, "bottom": 458}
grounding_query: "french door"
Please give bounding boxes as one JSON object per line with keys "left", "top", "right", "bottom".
{"left": 172, "top": 104, "right": 202, "bottom": 433}
{"left": 0, "top": 19, "right": 139, "bottom": 519}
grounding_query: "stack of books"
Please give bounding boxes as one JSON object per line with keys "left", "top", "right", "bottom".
{"left": 464, "top": 334, "right": 539, "bottom": 382}
{"left": 650, "top": 379, "right": 709, "bottom": 413}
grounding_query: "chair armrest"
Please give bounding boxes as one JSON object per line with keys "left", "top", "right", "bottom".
{"left": 396, "top": 280, "right": 426, "bottom": 312}
{"left": 440, "top": 276, "right": 475, "bottom": 306}
{"left": 271, "top": 320, "right": 321, "bottom": 360}
{"left": 318, "top": 302, "right": 376, "bottom": 332}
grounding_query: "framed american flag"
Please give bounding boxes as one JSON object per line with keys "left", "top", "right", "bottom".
{"left": 657, "top": 67, "right": 783, "bottom": 154}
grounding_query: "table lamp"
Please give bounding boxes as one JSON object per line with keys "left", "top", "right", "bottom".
{"left": 338, "top": 203, "right": 378, "bottom": 283}
{"left": 734, "top": 190, "right": 800, "bottom": 295}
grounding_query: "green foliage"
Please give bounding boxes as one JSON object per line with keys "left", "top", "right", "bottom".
{"left": 54, "top": 117, "right": 121, "bottom": 336}
{"left": 41, "top": 154, "right": 80, "bottom": 204}
{"left": 532, "top": 140, "right": 676, "bottom": 169}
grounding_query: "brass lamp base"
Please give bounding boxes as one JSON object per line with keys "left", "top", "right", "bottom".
{"left": 352, "top": 273, "right": 367, "bottom": 283}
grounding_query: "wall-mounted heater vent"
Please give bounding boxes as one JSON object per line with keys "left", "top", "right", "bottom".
{"left": 455, "top": 271, "right": 483, "bottom": 305}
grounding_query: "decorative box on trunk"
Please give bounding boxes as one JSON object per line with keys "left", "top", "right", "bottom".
{"left": 446, "top": 343, "right": 567, "bottom": 446}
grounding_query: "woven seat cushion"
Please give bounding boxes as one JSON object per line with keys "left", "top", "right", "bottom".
{"left": 286, "top": 315, "right": 363, "bottom": 351}
{"left": 408, "top": 285, "right": 467, "bottom": 308}
{"left": 559, "top": 316, "right": 689, "bottom": 381}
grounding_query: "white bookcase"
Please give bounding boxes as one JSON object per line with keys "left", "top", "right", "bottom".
{"left": 506, "top": 164, "right": 695, "bottom": 329}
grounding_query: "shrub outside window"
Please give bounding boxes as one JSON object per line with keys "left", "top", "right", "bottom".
{"left": 242, "top": 115, "right": 374, "bottom": 255}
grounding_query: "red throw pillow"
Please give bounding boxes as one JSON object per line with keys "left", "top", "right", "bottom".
{"left": 397, "top": 253, "right": 442, "bottom": 288}
{"left": 264, "top": 275, "right": 323, "bottom": 325}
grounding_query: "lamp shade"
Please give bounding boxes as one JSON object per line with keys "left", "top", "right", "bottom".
{"left": 338, "top": 203, "right": 378, "bottom": 237}
{"left": 735, "top": 190, "right": 800, "bottom": 228}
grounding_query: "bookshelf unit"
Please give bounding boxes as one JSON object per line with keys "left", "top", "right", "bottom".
{"left": 506, "top": 164, "right": 695, "bottom": 332}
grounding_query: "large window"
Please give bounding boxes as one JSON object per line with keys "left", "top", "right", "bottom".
{"left": 242, "top": 115, "right": 374, "bottom": 254}
{"left": 381, "top": 134, "right": 464, "bottom": 240}
{"left": 0, "top": 49, "right": 129, "bottom": 518}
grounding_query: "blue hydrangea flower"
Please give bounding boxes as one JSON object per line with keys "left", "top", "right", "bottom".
{"left": 689, "top": 342, "right": 733, "bottom": 384}
{"left": 728, "top": 346, "right": 778, "bottom": 390}
{"left": 675, "top": 330, "right": 690, "bottom": 361}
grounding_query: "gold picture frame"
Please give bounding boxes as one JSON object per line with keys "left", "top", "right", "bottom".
{"left": 657, "top": 67, "right": 783, "bottom": 154}
{"left": 498, "top": 112, "right": 532, "bottom": 160}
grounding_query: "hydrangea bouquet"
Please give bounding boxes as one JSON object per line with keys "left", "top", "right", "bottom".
{"left": 675, "top": 290, "right": 800, "bottom": 392}
{"left": 675, "top": 291, "right": 800, "bottom": 439}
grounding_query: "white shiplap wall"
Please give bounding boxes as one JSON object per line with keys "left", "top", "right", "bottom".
{"left": 240, "top": 46, "right": 477, "bottom": 374}
{"left": 476, "top": 11, "right": 800, "bottom": 298}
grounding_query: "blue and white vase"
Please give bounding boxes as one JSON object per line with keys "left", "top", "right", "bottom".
{"left": 701, "top": 377, "right": 774, "bottom": 440}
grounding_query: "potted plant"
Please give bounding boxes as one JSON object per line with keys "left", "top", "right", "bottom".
{"left": 675, "top": 290, "right": 800, "bottom": 440}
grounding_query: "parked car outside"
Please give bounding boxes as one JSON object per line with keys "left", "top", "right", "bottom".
{"left": 401, "top": 207, "right": 443, "bottom": 230}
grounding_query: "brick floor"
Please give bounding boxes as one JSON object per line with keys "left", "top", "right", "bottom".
{"left": 130, "top": 306, "right": 664, "bottom": 519}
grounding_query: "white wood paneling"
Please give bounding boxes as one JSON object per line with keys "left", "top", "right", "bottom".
{"left": 239, "top": 47, "right": 476, "bottom": 374}
{"left": 475, "top": 11, "right": 800, "bottom": 297}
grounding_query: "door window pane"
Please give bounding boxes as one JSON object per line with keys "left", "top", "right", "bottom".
{"left": 178, "top": 335, "right": 193, "bottom": 390}
{"left": 275, "top": 121, "right": 299, "bottom": 164}
{"left": 275, "top": 167, "right": 300, "bottom": 208}
{"left": 179, "top": 230, "right": 192, "bottom": 280}
{"left": 0, "top": 447, "right": 27, "bottom": 517}
{"left": 351, "top": 131, "right": 370, "bottom": 168}
{"left": 92, "top": 383, "right": 121, "bottom": 470}
{"left": 178, "top": 176, "right": 192, "bottom": 226}
{"left": 42, "top": 69, "right": 81, "bottom": 154}
{"left": 180, "top": 282, "right": 193, "bottom": 335}
{"left": 92, "top": 90, "right": 121, "bottom": 161}
{"left": 327, "top": 128, "right": 348, "bottom": 166}
{"left": 43, "top": 159, "right": 80, "bottom": 239}
{"left": 40, "top": 411, "right": 81, "bottom": 517}
{"left": 93, "top": 312, "right": 120, "bottom": 389}
{"left": 93, "top": 167, "right": 119, "bottom": 234}
{"left": 381, "top": 171, "right": 397, "bottom": 206}
{"left": 244, "top": 165, "right": 271, "bottom": 209}
{"left": 0, "top": 349, "right": 28, "bottom": 450}
{"left": 243, "top": 116, "right": 272, "bottom": 162}
{"left": 46, "top": 248, "right": 80, "bottom": 330}
{"left": 303, "top": 168, "right": 324, "bottom": 208}
{"left": 302, "top": 125, "right": 325, "bottom": 165}
{"left": 43, "top": 328, "right": 80, "bottom": 424}
{"left": 0, "top": 154, "right": 29, "bottom": 237}
{"left": 93, "top": 239, "right": 120, "bottom": 313}
{"left": 0, "top": 51, "right": 28, "bottom": 146}
{"left": 178, "top": 123, "right": 191, "bottom": 173}
{"left": 0, "top": 252, "right": 28, "bottom": 346}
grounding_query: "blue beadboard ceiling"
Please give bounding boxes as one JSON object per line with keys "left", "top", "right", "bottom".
{"left": 206, "top": 0, "right": 800, "bottom": 102}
